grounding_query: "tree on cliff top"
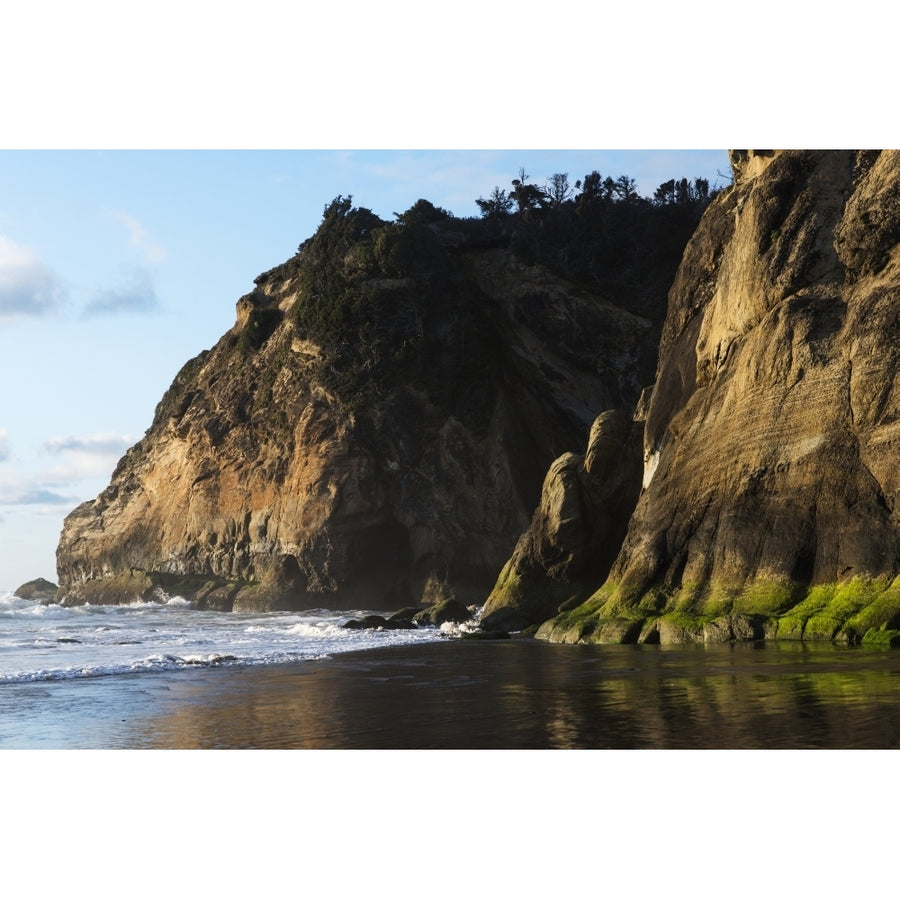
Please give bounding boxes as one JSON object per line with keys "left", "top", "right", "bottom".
{"left": 475, "top": 186, "right": 514, "bottom": 220}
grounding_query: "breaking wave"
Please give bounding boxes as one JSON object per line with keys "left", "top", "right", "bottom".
{"left": 0, "top": 590, "right": 451, "bottom": 684}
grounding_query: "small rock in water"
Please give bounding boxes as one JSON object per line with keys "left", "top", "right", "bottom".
{"left": 385, "top": 608, "right": 420, "bottom": 629}
{"left": 14, "top": 577, "right": 59, "bottom": 603}
{"left": 342, "top": 615, "right": 389, "bottom": 630}
{"left": 413, "top": 598, "right": 473, "bottom": 626}
{"left": 461, "top": 629, "right": 511, "bottom": 640}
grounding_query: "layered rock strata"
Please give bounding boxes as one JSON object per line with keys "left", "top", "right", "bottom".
{"left": 538, "top": 150, "right": 900, "bottom": 644}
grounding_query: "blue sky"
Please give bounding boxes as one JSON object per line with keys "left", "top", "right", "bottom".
{"left": 0, "top": 149, "right": 730, "bottom": 588}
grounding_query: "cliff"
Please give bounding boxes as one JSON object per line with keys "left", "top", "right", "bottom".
{"left": 535, "top": 150, "right": 900, "bottom": 645}
{"left": 56, "top": 195, "right": 693, "bottom": 611}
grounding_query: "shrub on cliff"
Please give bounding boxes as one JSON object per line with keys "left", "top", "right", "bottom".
{"left": 237, "top": 299, "right": 283, "bottom": 354}
{"left": 290, "top": 196, "right": 495, "bottom": 419}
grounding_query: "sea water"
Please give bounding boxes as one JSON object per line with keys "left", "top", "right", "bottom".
{"left": 6, "top": 588, "right": 900, "bottom": 749}
{"left": 0, "top": 588, "right": 455, "bottom": 685}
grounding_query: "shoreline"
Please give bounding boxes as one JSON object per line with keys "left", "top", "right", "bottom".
{"left": 5, "top": 636, "right": 900, "bottom": 749}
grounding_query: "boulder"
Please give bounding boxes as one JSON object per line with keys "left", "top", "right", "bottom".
{"left": 385, "top": 607, "right": 420, "bottom": 629}
{"left": 14, "top": 577, "right": 58, "bottom": 603}
{"left": 413, "top": 598, "right": 474, "bottom": 626}
{"left": 342, "top": 615, "right": 389, "bottom": 631}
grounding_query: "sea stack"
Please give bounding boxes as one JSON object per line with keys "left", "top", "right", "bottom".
{"left": 56, "top": 195, "right": 694, "bottom": 611}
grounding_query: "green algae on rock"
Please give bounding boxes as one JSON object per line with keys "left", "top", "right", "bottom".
{"left": 536, "top": 576, "right": 900, "bottom": 646}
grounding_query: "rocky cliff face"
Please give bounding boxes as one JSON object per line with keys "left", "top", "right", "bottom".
{"left": 56, "top": 205, "right": 672, "bottom": 611}
{"left": 480, "top": 408, "right": 642, "bottom": 631}
{"left": 537, "top": 150, "right": 900, "bottom": 645}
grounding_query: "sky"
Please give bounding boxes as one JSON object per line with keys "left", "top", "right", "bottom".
{"left": 0, "top": 149, "right": 730, "bottom": 589}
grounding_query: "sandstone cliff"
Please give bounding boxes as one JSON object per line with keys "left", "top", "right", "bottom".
{"left": 537, "top": 150, "right": 900, "bottom": 645}
{"left": 56, "top": 198, "right": 684, "bottom": 611}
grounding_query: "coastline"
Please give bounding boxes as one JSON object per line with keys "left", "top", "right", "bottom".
{"left": 6, "top": 636, "right": 900, "bottom": 749}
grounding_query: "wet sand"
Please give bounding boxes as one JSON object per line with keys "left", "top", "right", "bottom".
{"left": 7, "top": 637, "right": 900, "bottom": 749}
{"left": 7, "top": 638, "right": 601, "bottom": 749}
{"left": 137, "top": 637, "right": 609, "bottom": 750}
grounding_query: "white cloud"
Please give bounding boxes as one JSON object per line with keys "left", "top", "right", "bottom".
{"left": 41, "top": 431, "right": 135, "bottom": 482}
{"left": 82, "top": 267, "right": 159, "bottom": 317}
{"left": 0, "top": 472, "right": 76, "bottom": 507}
{"left": 0, "top": 429, "right": 9, "bottom": 462}
{"left": 107, "top": 210, "right": 167, "bottom": 264}
{"left": 43, "top": 433, "right": 134, "bottom": 456}
{"left": 0, "top": 235, "right": 65, "bottom": 317}
{"left": 0, "top": 431, "right": 133, "bottom": 510}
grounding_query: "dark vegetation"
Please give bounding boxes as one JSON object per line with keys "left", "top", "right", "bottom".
{"left": 141, "top": 168, "right": 718, "bottom": 450}
{"left": 237, "top": 298, "right": 283, "bottom": 354}
{"left": 290, "top": 194, "right": 500, "bottom": 419}
{"left": 280, "top": 169, "right": 718, "bottom": 414}
{"left": 474, "top": 168, "right": 717, "bottom": 314}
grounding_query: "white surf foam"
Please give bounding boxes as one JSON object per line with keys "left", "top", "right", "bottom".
{"left": 0, "top": 593, "right": 451, "bottom": 684}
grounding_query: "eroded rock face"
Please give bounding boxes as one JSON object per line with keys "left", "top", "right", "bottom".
{"left": 480, "top": 409, "right": 642, "bottom": 631}
{"left": 539, "top": 150, "right": 900, "bottom": 644}
{"left": 56, "top": 228, "right": 661, "bottom": 611}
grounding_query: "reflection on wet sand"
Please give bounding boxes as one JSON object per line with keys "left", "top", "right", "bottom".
{"left": 525, "top": 643, "right": 900, "bottom": 749}
{"left": 124, "top": 640, "right": 900, "bottom": 750}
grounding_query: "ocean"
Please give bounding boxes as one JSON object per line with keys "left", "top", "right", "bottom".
{"left": 0, "top": 588, "right": 456, "bottom": 686}
{"left": 0, "top": 587, "right": 464, "bottom": 748}
{"left": 5, "top": 587, "right": 900, "bottom": 750}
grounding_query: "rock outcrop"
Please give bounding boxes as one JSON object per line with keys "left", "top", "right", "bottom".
{"left": 480, "top": 408, "right": 642, "bottom": 631}
{"left": 14, "top": 577, "right": 59, "bottom": 603}
{"left": 538, "top": 150, "right": 900, "bottom": 645}
{"left": 56, "top": 199, "right": 685, "bottom": 611}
